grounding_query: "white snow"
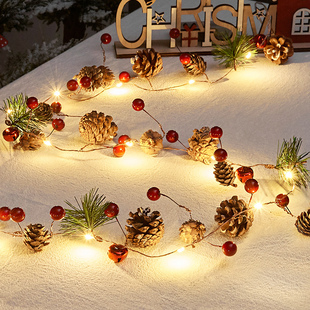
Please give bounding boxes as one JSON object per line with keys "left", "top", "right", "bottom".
{"left": 0, "top": 1, "right": 310, "bottom": 309}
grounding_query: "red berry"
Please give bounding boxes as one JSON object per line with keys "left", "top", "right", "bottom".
{"left": 169, "top": 28, "right": 180, "bottom": 39}
{"left": 132, "top": 98, "right": 145, "bottom": 111}
{"left": 275, "top": 194, "right": 289, "bottom": 208}
{"left": 236, "top": 166, "right": 254, "bottom": 183}
{"left": 166, "top": 130, "right": 179, "bottom": 143}
{"left": 119, "top": 71, "right": 130, "bottom": 83}
{"left": 244, "top": 178, "right": 259, "bottom": 194}
{"left": 210, "top": 126, "right": 223, "bottom": 139}
{"left": 26, "top": 97, "right": 39, "bottom": 109}
{"left": 2, "top": 127, "right": 19, "bottom": 142}
{"left": 51, "top": 102, "right": 62, "bottom": 113}
{"left": 113, "top": 145, "right": 126, "bottom": 157}
{"left": 0, "top": 207, "right": 11, "bottom": 221}
{"left": 50, "top": 206, "right": 66, "bottom": 221}
{"left": 179, "top": 53, "right": 191, "bottom": 65}
{"left": 213, "top": 148, "right": 227, "bottom": 162}
{"left": 147, "top": 187, "right": 161, "bottom": 201}
{"left": 118, "top": 135, "right": 130, "bottom": 144}
{"left": 104, "top": 203, "right": 119, "bottom": 217}
{"left": 222, "top": 241, "right": 237, "bottom": 256}
{"left": 52, "top": 118, "right": 65, "bottom": 131}
{"left": 67, "top": 79, "right": 79, "bottom": 91}
{"left": 101, "top": 33, "right": 112, "bottom": 44}
{"left": 108, "top": 244, "right": 128, "bottom": 263}
{"left": 254, "top": 34, "right": 267, "bottom": 48}
{"left": 11, "top": 207, "right": 25, "bottom": 223}
{"left": 80, "top": 76, "right": 92, "bottom": 89}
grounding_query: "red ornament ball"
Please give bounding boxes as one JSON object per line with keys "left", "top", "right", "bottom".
{"left": 118, "top": 135, "right": 130, "bottom": 144}
{"left": 104, "top": 203, "right": 119, "bottom": 218}
{"left": 26, "top": 97, "right": 39, "bottom": 110}
{"left": 113, "top": 145, "right": 126, "bottom": 157}
{"left": 2, "top": 127, "right": 19, "bottom": 142}
{"left": 179, "top": 53, "right": 191, "bottom": 65}
{"left": 52, "top": 118, "right": 65, "bottom": 131}
{"left": 275, "top": 194, "right": 289, "bottom": 208}
{"left": 0, "top": 207, "right": 11, "bottom": 221}
{"left": 108, "top": 244, "right": 128, "bottom": 263}
{"left": 147, "top": 187, "right": 161, "bottom": 201}
{"left": 166, "top": 130, "right": 179, "bottom": 143}
{"left": 80, "top": 76, "right": 92, "bottom": 89}
{"left": 213, "top": 148, "right": 228, "bottom": 162}
{"left": 50, "top": 206, "right": 66, "bottom": 221}
{"left": 101, "top": 33, "right": 112, "bottom": 44}
{"left": 67, "top": 79, "right": 79, "bottom": 91}
{"left": 169, "top": 28, "right": 180, "bottom": 39}
{"left": 210, "top": 126, "right": 223, "bottom": 139}
{"left": 254, "top": 34, "right": 267, "bottom": 48}
{"left": 132, "top": 98, "right": 145, "bottom": 111}
{"left": 244, "top": 178, "right": 259, "bottom": 194}
{"left": 119, "top": 71, "right": 130, "bottom": 83}
{"left": 236, "top": 166, "right": 254, "bottom": 183}
{"left": 11, "top": 207, "right": 25, "bottom": 223}
{"left": 51, "top": 102, "right": 62, "bottom": 113}
{"left": 222, "top": 241, "right": 237, "bottom": 256}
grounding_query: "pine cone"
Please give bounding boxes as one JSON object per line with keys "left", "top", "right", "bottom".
{"left": 79, "top": 111, "right": 118, "bottom": 144}
{"left": 132, "top": 48, "right": 163, "bottom": 79}
{"left": 263, "top": 35, "right": 294, "bottom": 65}
{"left": 179, "top": 219, "right": 206, "bottom": 244}
{"left": 188, "top": 127, "right": 218, "bottom": 164}
{"left": 13, "top": 132, "right": 45, "bottom": 151}
{"left": 140, "top": 129, "right": 163, "bottom": 155}
{"left": 34, "top": 103, "right": 53, "bottom": 121}
{"left": 183, "top": 53, "right": 207, "bottom": 75}
{"left": 74, "top": 65, "right": 115, "bottom": 91}
{"left": 214, "top": 161, "right": 237, "bottom": 187}
{"left": 215, "top": 196, "right": 254, "bottom": 237}
{"left": 295, "top": 209, "right": 310, "bottom": 236}
{"left": 24, "top": 224, "right": 51, "bottom": 252}
{"left": 125, "top": 207, "right": 164, "bottom": 248}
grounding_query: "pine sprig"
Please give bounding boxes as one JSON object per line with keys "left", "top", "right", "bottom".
{"left": 276, "top": 137, "right": 310, "bottom": 188}
{"left": 60, "top": 188, "right": 113, "bottom": 235}
{"left": 213, "top": 32, "right": 257, "bottom": 70}
{"left": 1, "top": 94, "right": 46, "bottom": 133}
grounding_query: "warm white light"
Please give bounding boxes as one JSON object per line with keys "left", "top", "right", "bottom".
{"left": 177, "top": 247, "right": 185, "bottom": 253}
{"left": 125, "top": 141, "right": 133, "bottom": 147}
{"left": 84, "top": 234, "right": 94, "bottom": 240}
{"left": 254, "top": 203, "right": 263, "bottom": 210}
{"left": 117, "top": 82, "right": 123, "bottom": 87}
{"left": 284, "top": 171, "right": 293, "bottom": 179}
{"left": 189, "top": 79, "right": 195, "bottom": 84}
{"left": 211, "top": 155, "right": 215, "bottom": 161}
{"left": 7, "top": 109, "right": 12, "bottom": 114}
{"left": 54, "top": 91, "right": 61, "bottom": 97}
{"left": 245, "top": 52, "right": 252, "bottom": 59}
{"left": 44, "top": 140, "right": 51, "bottom": 146}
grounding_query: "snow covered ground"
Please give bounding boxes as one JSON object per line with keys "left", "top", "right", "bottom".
{"left": 0, "top": 1, "right": 310, "bottom": 309}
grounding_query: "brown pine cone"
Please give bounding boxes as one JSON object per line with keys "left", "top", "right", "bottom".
{"left": 34, "top": 103, "right": 53, "bottom": 121}
{"left": 140, "top": 129, "right": 163, "bottom": 155}
{"left": 183, "top": 53, "right": 207, "bottom": 75}
{"left": 79, "top": 111, "right": 118, "bottom": 144}
{"left": 295, "top": 209, "right": 310, "bottom": 236}
{"left": 132, "top": 48, "right": 163, "bottom": 79}
{"left": 74, "top": 65, "right": 115, "bottom": 91}
{"left": 187, "top": 127, "right": 218, "bottom": 164}
{"left": 263, "top": 35, "right": 294, "bottom": 65}
{"left": 13, "top": 132, "right": 45, "bottom": 151}
{"left": 214, "top": 161, "right": 237, "bottom": 187}
{"left": 24, "top": 224, "right": 51, "bottom": 252}
{"left": 179, "top": 219, "right": 206, "bottom": 244}
{"left": 215, "top": 196, "right": 254, "bottom": 237}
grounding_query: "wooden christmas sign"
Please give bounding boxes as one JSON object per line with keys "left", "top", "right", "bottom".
{"left": 115, "top": 0, "right": 310, "bottom": 57}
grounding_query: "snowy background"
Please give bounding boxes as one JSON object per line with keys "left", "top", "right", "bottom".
{"left": 0, "top": 1, "right": 310, "bottom": 309}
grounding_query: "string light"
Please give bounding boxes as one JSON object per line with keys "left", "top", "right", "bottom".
{"left": 116, "top": 82, "right": 123, "bottom": 87}
{"left": 84, "top": 234, "right": 94, "bottom": 240}
{"left": 188, "top": 79, "right": 195, "bottom": 84}
{"left": 211, "top": 155, "right": 215, "bottom": 161}
{"left": 177, "top": 247, "right": 185, "bottom": 253}
{"left": 284, "top": 170, "right": 293, "bottom": 179}
{"left": 54, "top": 91, "right": 61, "bottom": 97}
{"left": 44, "top": 140, "right": 52, "bottom": 146}
{"left": 254, "top": 203, "right": 263, "bottom": 210}
{"left": 125, "top": 140, "right": 134, "bottom": 147}
{"left": 7, "top": 109, "right": 12, "bottom": 114}
{"left": 245, "top": 52, "right": 252, "bottom": 59}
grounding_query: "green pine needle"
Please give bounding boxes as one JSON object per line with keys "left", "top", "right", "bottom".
{"left": 60, "top": 188, "right": 114, "bottom": 235}
{"left": 1, "top": 94, "right": 46, "bottom": 133}
{"left": 276, "top": 137, "right": 310, "bottom": 188}
{"left": 213, "top": 32, "right": 257, "bottom": 70}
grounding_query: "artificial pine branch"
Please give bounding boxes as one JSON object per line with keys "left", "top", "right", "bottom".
{"left": 1, "top": 94, "right": 46, "bottom": 133}
{"left": 60, "top": 188, "right": 113, "bottom": 235}
{"left": 213, "top": 32, "right": 257, "bottom": 70}
{"left": 276, "top": 137, "right": 310, "bottom": 188}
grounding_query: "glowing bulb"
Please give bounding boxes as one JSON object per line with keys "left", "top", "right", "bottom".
{"left": 7, "top": 109, "right": 12, "bottom": 114}
{"left": 245, "top": 52, "right": 252, "bottom": 59}
{"left": 44, "top": 140, "right": 51, "bottom": 146}
{"left": 125, "top": 141, "right": 133, "bottom": 147}
{"left": 177, "top": 247, "right": 185, "bottom": 253}
{"left": 189, "top": 80, "right": 195, "bottom": 85}
{"left": 254, "top": 203, "right": 263, "bottom": 210}
{"left": 284, "top": 171, "right": 293, "bottom": 179}
{"left": 84, "top": 234, "right": 94, "bottom": 240}
{"left": 54, "top": 91, "right": 60, "bottom": 97}
{"left": 117, "top": 82, "right": 123, "bottom": 88}
{"left": 211, "top": 155, "right": 215, "bottom": 161}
